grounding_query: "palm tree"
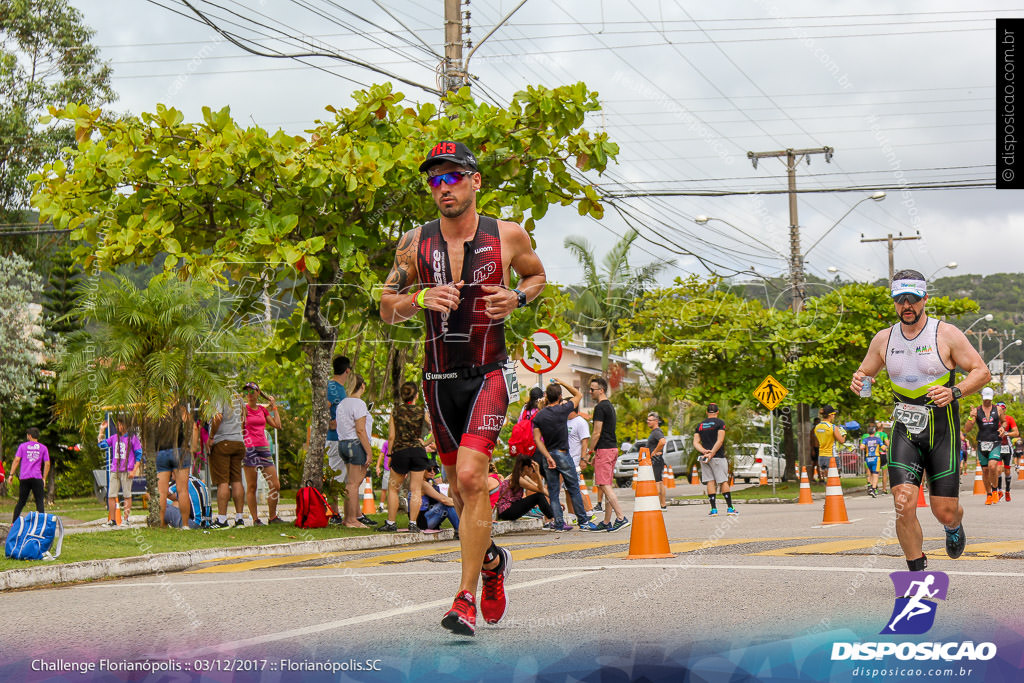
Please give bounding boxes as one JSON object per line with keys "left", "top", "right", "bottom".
{"left": 564, "top": 229, "right": 674, "bottom": 373}
{"left": 55, "top": 274, "right": 242, "bottom": 527}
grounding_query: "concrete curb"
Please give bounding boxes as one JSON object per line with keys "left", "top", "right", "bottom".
{"left": 0, "top": 518, "right": 542, "bottom": 592}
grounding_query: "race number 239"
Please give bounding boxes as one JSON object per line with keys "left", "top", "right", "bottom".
{"left": 894, "top": 403, "right": 928, "bottom": 435}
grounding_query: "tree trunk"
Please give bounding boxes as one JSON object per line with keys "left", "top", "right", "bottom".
{"left": 143, "top": 418, "right": 160, "bottom": 527}
{"left": 300, "top": 275, "right": 340, "bottom": 489}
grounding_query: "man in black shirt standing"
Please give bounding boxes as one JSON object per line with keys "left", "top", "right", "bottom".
{"left": 693, "top": 403, "right": 736, "bottom": 516}
{"left": 582, "top": 376, "right": 630, "bottom": 532}
{"left": 532, "top": 379, "right": 600, "bottom": 531}
{"left": 647, "top": 412, "right": 668, "bottom": 510}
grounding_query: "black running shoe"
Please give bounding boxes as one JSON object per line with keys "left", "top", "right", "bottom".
{"left": 945, "top": 524, "right": 966, "bottom": 559}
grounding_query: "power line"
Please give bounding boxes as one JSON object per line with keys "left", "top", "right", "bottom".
{"left": 173, "top": 0, "right": 441, "bottom": 95}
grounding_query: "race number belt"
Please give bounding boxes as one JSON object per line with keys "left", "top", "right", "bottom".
{"left": 981, "top": 441, "right": 996, "bottom": 452}
{"left": 1002, "top": 444, "right": 1012, "bottom": 455}
{"left": 893, "top": 402, "right": 929, "bottom": 436}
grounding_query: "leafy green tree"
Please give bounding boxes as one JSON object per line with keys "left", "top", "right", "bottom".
{"left": 564, "top": 228, "right": 673, "bottom": 373}
{"left": 0, "top": 251, "right": 42, "bottom": 446}
{"left": 34, "top": 82, "right": 617, "bottom": 487}
{"left": 55, "top": 275, "right": 242, "bottom": 526}
{"left": 619, "top": 277, "right": 980, "bottom": 479}
{"left": 0, "top": 0, "right": 114, "bottom": 273}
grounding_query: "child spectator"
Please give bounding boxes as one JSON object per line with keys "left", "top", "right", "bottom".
{"left": 98, "top": 417, "right": 142, "bottom": 526}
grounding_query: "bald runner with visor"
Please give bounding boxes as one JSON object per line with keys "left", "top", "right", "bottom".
{"left": 851, "top": 269, "right": 990, "bottom": 571}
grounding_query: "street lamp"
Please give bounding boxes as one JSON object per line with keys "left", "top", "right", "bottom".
{"left": 803, "top": 192, "right": 886, "bottom": 258}
{"left": 693, "top": 215, "right": 788, "bottom": 259}
{"left": 964, "top": 313, "right": 994, "bottom": 334}
{"left": 994, "top": 340, "right": 1023, "bottom": 392}
{"left": 826, "top": 265, "right": 857, "bottom": 282}
{"left": 928, "top": 261, "right": 958, "bottom": 279}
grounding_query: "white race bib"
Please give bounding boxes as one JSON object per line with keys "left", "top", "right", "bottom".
{"left": 894, "top": 402, "right": 929, "bottom": 436}
{"left": 502, "top": 361, "right": 521, "bottom": 402}
{"left": 981, "top": 441, "right": 995, "bottom": 453}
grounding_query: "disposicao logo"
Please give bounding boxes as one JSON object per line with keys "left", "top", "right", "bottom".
{"left": 831, "top": 571, "right": 997, "bottom": 662}
{"left": 882, "top": 571, "right": 948, "bottom": 635}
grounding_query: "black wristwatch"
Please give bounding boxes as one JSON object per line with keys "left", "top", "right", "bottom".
{"left": 513, "top": 288, "right": 527, "bottom": 308}
{"left": 951, "top": 386, "right": 962, "bottom": 400}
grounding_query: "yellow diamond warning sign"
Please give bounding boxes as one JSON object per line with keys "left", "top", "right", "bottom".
{"left": 754, "top": 375, "right": 788, "bottom": 410}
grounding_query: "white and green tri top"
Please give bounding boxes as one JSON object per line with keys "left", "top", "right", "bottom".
{"left": 884, "top": 316, "right": 955, "bottom": 406}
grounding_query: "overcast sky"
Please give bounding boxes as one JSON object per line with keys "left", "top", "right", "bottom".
{"left": 72, "top": 0, "right": 1023, "bottom": 290}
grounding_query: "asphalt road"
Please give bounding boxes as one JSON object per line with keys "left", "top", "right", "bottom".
{"left": 3, "top": 479, "right": 1023, "bottom": 681}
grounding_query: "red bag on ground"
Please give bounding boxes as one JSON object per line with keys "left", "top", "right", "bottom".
{"left": 294, "top": 481, "right": 330, "bottom": 528}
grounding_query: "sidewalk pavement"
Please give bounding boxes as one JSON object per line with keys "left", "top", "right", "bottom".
{"left": 0, "top": 515, "right": 541, "bottom": 592}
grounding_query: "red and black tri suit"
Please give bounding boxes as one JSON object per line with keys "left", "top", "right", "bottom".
{"left": 416, "top": 215, "right": 510, "bottom": 466}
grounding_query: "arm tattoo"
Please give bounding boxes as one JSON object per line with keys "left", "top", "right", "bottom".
{"left": 383, "top": 228, "right": 419, "bottom": 293}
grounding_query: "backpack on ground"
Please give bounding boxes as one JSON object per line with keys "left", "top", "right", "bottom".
{"left": 184, "top": 476, "right": 213, "bottom": 528}
{"left": 5, "top": 511, "right": 64, "bottom": 560}
{"left": 508, "top": 408, "right": 538, "bottom": 457}
{"left": 295, "top": 480, "right": 331, "bottom": 528}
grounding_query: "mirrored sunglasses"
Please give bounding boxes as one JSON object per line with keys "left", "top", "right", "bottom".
{"left": 893, "top": 293, "right": 923, "bottom": 305}
{"left": 426, "top": 170, "right": 474, "bottom": 188}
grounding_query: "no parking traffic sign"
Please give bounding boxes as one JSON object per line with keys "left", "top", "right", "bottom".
{"left": 520, "top": 329, "right": 563, "bottom": 374}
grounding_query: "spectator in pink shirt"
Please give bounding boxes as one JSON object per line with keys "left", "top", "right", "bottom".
{"left": 11, "top": 428, "right": 51, "bottom": 521}
{"left": 242, "top": 382, "right": 284, "bottom": 525}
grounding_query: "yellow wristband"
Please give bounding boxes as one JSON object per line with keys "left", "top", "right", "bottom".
{"left": 414, "top": 288, "right": 428, "bottom": 309}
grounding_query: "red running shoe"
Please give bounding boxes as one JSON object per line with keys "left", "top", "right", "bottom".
{"left": 480, "top": 546, "right": 511, "bottom": 624}
{"left": 441, "top": 590, "right": 476, "bottom": 636}
{"left": 998, "top": 491, "right": 1005, "bottom": 502}
{"left": 1006, "top": 491, "right": 1012, "bottom": 502}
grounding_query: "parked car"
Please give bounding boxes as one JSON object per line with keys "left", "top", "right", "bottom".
{"left": 613, "top": 435, "right": 690, "bottom": 487}
{"left": 731, "top": 442, "right": 785, "bottom": 483}
{"left": 614, "top": 443, "right": 640, "bottom": 487}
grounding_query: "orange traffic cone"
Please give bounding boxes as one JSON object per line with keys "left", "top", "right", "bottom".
{"left": 593, "top": 480, "right": 601, "bottom": 495}
{"left": 691, "top": 465, "right": 700, "bottom": 486}
{"left": 797, "top": 466, "right": 814, "bottom": 504}
{"left": 665, "top": 465, "right": 676, "bottom": 489}
{"left": 626, "top": 447, "right": 674, "bottom": 560}
{"left": 973, "top": 464, "right": 986, "bottom": 495}
{"left": 759, "top": 464, "right": 768, "bottom": 486}
{"left": 1018, "top": 456, "right": 1024, "bottom": 481}
{"left": 361, "top": 476, "right": 377, "bottom": 516}
{"left": 632, "top": 467, "right": 638, "bottom": 491}
{"left": 917, "top": 480, "right": 927, "bottom": 507}
{"left": 577, "top": 467, "right": 593, "bottom": 512}
{"left": 813, "top": 465, "right": 820, "bottom": 482}
{"left": 822, "top": 456, "right": 851, "bottom": 525}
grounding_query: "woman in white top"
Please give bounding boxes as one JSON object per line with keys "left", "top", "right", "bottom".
{"left": 336, "top": 374, "right": 374, "bottom": 528}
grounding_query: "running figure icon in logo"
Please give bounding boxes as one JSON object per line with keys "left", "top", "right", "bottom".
{"left": 881, "top": 571, "right": 950, "bottom": 635}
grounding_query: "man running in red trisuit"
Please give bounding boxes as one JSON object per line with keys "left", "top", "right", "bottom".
{"left": 380, "top": 141, "right": 546, "bottom": 636}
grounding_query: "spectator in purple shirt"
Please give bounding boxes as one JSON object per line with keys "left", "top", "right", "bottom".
{"left": 11, "top": 428, "right": 51, "bottom": 521}
{"left": 99, "top": 418, "right": 143, "bottom": 526}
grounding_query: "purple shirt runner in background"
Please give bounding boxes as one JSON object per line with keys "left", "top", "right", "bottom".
{"left": 15, "top": 442, "right": 50, "bottom": 479}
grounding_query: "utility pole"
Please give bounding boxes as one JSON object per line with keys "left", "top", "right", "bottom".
{"left": 747, "top": 147, "right": 833, "bottom": 313}
{"left": 442, "top": 0, "right": 466, "bottom": 94}
{"left": 746, "top": 146, "right": 832, "bottom": 479}
{"left": 859, "top": 232, "right": 922, "bottom": 281}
